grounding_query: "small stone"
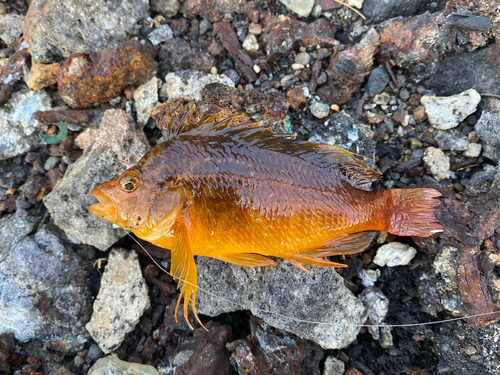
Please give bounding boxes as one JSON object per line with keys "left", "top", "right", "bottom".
{"left": 413, "top": 105, "right": 426, "bottom": 122}
{"left": 373, "top": 242, "right": 417, "bottom": 267}
{"left": 287, "top": 87, "right": 308, "bottom": 111}
{"left": 147, "top": 23, "right": 174, "bottom": 46}
{"left": 74, "top": 128, "right": 99, "bottom": 150}
{"left": 421, "top": 89, "right": 481, "bottom": 130}
{"left": 292, "top": 63, "right": 304, "bottom": 70}
{"left": 199, "top": 19, "right": 212, "bottom": 35}
{"left": 323, "top": 356, "right": 345, "bottom": 375}
{"left": 435, "top": 130, "right": 469, "bottom": 151}
{"left": 133, "top": 77, "right": 159, "bottom": 126}
{"left": 399, "top": 88, "right": 410, "bottom": 101}
{"left": 310, "top": 101, "right": 330, "bottom": 118}
{"left": 208, "top": 42, "right": 226, "bottom": 57}
{"left": 475, "top": 98, "right": 500, "bottom": 163}
{"left": 86, "top": 344, "right": 103, "bottom": 361}
{"left": 74, "top": 355, "right": 85, "bottom": 367}
{"left": 44, "top": 156, "right": 60, "bottom": 171}
{"left": 468, "top": 130, "right": 479, "bottom": 143}
{"left": 317, "top": 71, "right": 327, "bottom": 85}
{"left": 279, "top": 0, "right": 314, "bottom": 17}
{"left": 359, "top": 269, "right": 378, "bottom": 287}
{"left": 150, "top": 0, "right": 180, "bottom": 18}
{"left": 358, "top": 287, "right": 390, "bottom": 343}
{"left": 253, "top": 64, "right": 261, "bottom": 73}
{"left": 164, "top": 70, "right": 234, "bottom": 101}
{"left": 0, "top": 13, "right": 24, "bottom": 46}
{"left": 366, "top": 67, "right": 391, "bottom": 97}
{"left": 153, "top": 15, "right": 165, "bottom": 28}
{"left": 295, "top": 52, "right": 311, "bottom": 66}
{"left": 0, "top": 90, "right": 52, "bottom": 160}
{"left": 311, "top": 5, "right": 322, "bottom": 18}
{"left": 248, "top": 22, "right": 262, "bottom": 35}
{"left": 330, "top": 104, "right": 339, "bottom": 111}
{"left": 26, "top": 63, "right": 60, "bottom": 91}
{"left": 66, "top": 123, "right": 81, "bottom": 131}
{"left": 423, "top": 147, "right": 451, "bottom": 181}
{"left": 372, "top": 93, "right": 390, "bottom": 106}
{"left": 86, "top": 249, "right": 150, "bottom": 354}
{"left": 464, "top": 143, "right": 482, "bottom": 158}
{"left": 88, "top": 355, "right": 159, "bottom": 375}
{"left": 242, "top": 34, "right": 259, "bottom": 53}
{"left": 392, "top": 108, "right": 409, "bottom": 126}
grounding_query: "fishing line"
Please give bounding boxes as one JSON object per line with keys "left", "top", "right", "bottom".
{"left": 127, "top": 233, "right": 500, "bottom": 329}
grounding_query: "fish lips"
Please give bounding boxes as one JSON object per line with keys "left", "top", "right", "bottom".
{"left": 89, "top": 187, "right": 117, "bottom": 222}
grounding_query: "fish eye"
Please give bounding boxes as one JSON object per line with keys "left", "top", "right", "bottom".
{"left": 120, "top": 175, "right": 140, "bottom": 192}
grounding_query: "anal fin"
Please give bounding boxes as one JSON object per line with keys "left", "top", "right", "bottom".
{"left": 288, "top": 231, "right": 377, "bottom": 271}
{"left": 217, "top": 253, "right": 278, "bottom": 268}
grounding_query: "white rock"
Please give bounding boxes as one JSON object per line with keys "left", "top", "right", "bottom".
{"left": 323, "top": 356, "right": 345, "bottom": 375}
{"left": 359, "top": 269, "right": 378, "bottom": 287}
{"left": 310, "top": 101, "right": 330, "bottom": 119}
{"left": 86, "top": 248, "right": 150, "bottom": 354}
{"left": 134, "top": 77, "right": 159, "bottom": 126}
{"left": 347, "top": 0, "right": 364, "bottom": 9}
{"left": 358, "top": 287, "right": 391, "bottom": 345}
{"left": 147, "top": 23, "right": 173, "bottom": 46}
{"left": 164, "top": 70, "right": 234, "bottom": 101}
{"left": 373, "top": 242, "right": 417, "bottom": 267}
{"left": 421, "top": 89, "right": 481, "bottom": 130}
{"left": 464, "top": 142, "right": 482, "bottom": 158}
{"left": 279, "top": 0, "right": 314, "bottom": 17}
{"left": 0, "top": 13, "right": 24, "bottom": 46}
{"left": 0, "top": 90, "right": 51, "bottom": 160}
{"left": 242, "top": 34, "right": 259, "bottom": 53}
{"left": 88, "top": 355, "right": 159, "bottom": 375}
{"left": 291, "top": 63, "right": 304, "bottom": 70}
{"left": 295, "top": 52, "right": 311, "bottom": 66}
{"left": 423, "top": 146, "right": 451, "bottom": 181}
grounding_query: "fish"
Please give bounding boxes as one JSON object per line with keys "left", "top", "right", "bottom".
{"left": 89, "top": 104, "right": 442, "bottom": 329}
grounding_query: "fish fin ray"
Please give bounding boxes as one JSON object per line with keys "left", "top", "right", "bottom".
{"left": 288, "top": 255, "right": 347, "bottom": 268}
{"left": 383, "top": 188, "right": 443, "bottom": 237}
{"left": 302, "top": 231, "right": 378, "bottom": 257}
{"left": 217, "top": 253, "right": 278, "bottom": 268}
{"left": 170, "top": 208, "right": 202, "bottom": 330}
{"left": 316, "top": 145, "right": 381, "bottom": 187}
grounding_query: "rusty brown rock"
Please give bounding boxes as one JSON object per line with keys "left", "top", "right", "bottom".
{"left": 377, "top": 13, "right": 448, "bottom": 78}
{"left": 58, "top": 40, "right": 156, "bottom": 108}
{"left": 214, "top": 21, "right": 257, "bottom": 83}
{"left": 317, "top": 28, "right": 379, "bottom": 105}
{"left": 26, "top": 62, "right": 60, "bottom": 90}
{"left": 436, "top": 168, "right": 500, "bottom": 328}
{"left": 287, "top": 87, "right": 307, "bottom": 111}
{"left": 0, "top": 42, "right": 29, "bottom": 106}
{"left": 159, "top": 38, "right": 216, "bottom": 74}
{"left": 261, "top": 15, "right": 338, "bottom": 63}
{"left": 33, "top": 109, "right": 91, "bottom": 124}
{"left": 208, "top": 42, "right": 226, "bottom": 57}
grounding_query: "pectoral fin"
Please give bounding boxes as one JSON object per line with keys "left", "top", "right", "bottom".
{"left": 170, "top": 208, "right": 203, "bottom": 330}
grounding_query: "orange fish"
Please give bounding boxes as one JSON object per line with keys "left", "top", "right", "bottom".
{"left": 89, "top": 104, "right": 442, "bottom": 329}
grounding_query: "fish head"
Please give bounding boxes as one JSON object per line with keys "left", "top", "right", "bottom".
{"left": 89, "top": 168, "right": 186, "bottom": 238}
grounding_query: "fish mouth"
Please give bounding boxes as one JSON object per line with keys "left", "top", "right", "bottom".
{"left": 89, "top": 188, "right": 117, "bottom": 222}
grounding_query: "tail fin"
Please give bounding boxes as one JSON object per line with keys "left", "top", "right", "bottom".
{"left": 383, "top": 188, "right": 443, "bottom": 237}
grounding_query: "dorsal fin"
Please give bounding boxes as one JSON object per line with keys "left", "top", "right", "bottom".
{"left": 170, "top": 103, "right": 380, "bottom": 188}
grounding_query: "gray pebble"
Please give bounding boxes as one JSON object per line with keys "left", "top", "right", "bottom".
{"left": 44, "top": 156, "right": 60, "bottom": 171}
{"left": 15, "top": 197, "right": 31, "bottom": 210}
{"left": 317, "top": 71, "right": 327, "bottom": 85}
{"left": 399, "top": 88, "right": 410, "bottom": 101}
{"left": 66, "top": 123, "right": 82, "bottom": 131}
{"left": 74, "top": 355, "right": 85, "bottom": 367}
{"left": 199, "top": 19, "right": 212, "bottom": 35}
{"left": 62, "top": 156, "right": 74, "bottom": 165}
{"left": 311, "top": 4, "right": 322, "bottom": 18}
{"left": 295, "top": 52, "right": 311, "bottom": 66}
{"left": 366, "top": 67, "right": 391, "bottom": 97}
{"left": 86, "top": 343, "right": 103, "bottom": 362}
